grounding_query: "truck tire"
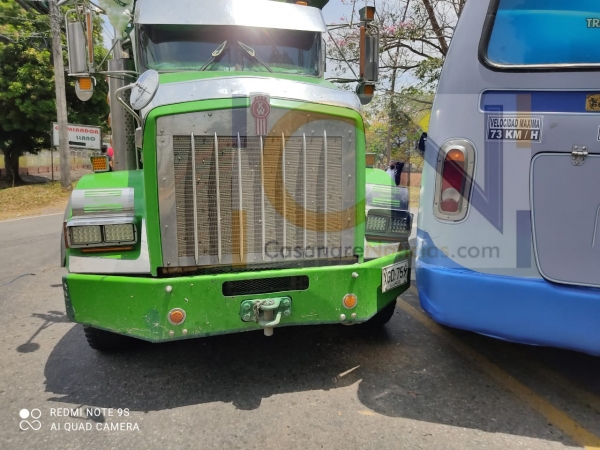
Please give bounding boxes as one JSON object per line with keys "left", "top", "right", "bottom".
{"left": 83, "top": 326, "right": 134, "bottom": 352}
{"left": 364, "top": 300, "right": 396, "bottom": 328}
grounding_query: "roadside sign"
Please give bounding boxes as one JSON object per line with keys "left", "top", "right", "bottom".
{"left": 52, "top": 123, "right": 102, "bottom": 150}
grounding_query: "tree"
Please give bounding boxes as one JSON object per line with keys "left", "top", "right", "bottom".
{"left": 327, "top": 0, "right": 466, "bottom": 166}
{"left": 0, "top": 0, "right": 109, "bottom": 185}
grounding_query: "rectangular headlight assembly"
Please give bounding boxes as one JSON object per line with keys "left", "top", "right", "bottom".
{"left": 66, "top": 219, "right": 137, "bottom": 249}
{"left": 365, "top": 210, "right": 413, "bottom": 241}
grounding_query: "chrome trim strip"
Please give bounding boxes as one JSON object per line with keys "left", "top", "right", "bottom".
{"left": 191, "top": 132, "right": 199, "bottom": 265}
{"left": 485, "top": 61, "right": 600, "bottom": 71}
{"left": 69, "top": 219, "right": 151, "bottom": 274}
{"left": 135, "top": 0, "right": 326, "bottom": 32}
{"left": 303, "top": 133, "right": 307, "bottom": 250}
{"left": 156, "top": 130, "right": 178, "bottom": 267}
{"left": 260, "top": 136, "right": 266, "bottom": 261}
{"left": 281, "top": 133, "right": 287, "bottom": 254}
{"left": 67, "top": 216, "right": 136, "bottom": 227}
{"left": 323, "top": 130, "right": 328, "bottom": 247}
{"left": 237, "top": 133, "right": 244, "bottom": 261}
{"left": 142, "top": 76, "right": 362, "bottom": 119}
{"left": 71, "top": 188, "right": 135, "bottom": 217}
{"left": 214, "top": 133, "right": 223, "bottom": 263}
{"left": 341, "top": 127, "right": 357, "bottom": 257}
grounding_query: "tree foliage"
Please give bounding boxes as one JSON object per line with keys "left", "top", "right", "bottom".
{"left": 327, "top": 0, "right": 466, "bottom": 168}
{"left": 0, "top": 0, "right": 109, "bottom": 184}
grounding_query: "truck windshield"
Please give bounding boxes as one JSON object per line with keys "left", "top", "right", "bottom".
{"left": 486, "top": 0, "right": 600, "bottom": 67}
{"left": 138, "top": 25, "right": 321, "bottom": 76}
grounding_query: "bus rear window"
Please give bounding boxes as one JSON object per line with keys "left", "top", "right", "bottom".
{"left": 485, "top": 0, "right": 600, "bottom": 67}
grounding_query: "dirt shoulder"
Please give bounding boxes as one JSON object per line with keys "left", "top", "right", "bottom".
{"left": 0, "top": 169, "right": 91, "bottom": 221}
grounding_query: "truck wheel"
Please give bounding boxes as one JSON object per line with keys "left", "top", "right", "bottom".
{"left": 83, "top": 326, "right": 133, "bottom": 352}
{"left": 364, "top": 300, "right": 397, "bottom": 328}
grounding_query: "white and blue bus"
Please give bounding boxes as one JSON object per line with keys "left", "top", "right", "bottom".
{"left": 416, "top": 0, "right": 600, "bottom": 355}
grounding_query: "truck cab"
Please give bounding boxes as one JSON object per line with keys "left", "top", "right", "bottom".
{"left": 61, "top": 0, "right": 412, "bottom": 350}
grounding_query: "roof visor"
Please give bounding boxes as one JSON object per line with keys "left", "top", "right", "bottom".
{"left": 134, "top": 0, "right": 327, "bottom": 32}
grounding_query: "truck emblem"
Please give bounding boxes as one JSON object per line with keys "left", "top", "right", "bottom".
{"left": 250, "top": 94, "right": 271, "bottom": 136}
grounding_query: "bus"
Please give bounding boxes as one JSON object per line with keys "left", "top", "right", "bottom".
{"left": 416, "top": 0, "right": 600, "bottom": 355}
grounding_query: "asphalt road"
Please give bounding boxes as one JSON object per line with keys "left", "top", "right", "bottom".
{"left": 1, "top": 214, "right": 600, "bottom": 450}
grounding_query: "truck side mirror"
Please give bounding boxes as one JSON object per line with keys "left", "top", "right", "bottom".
{"left": 66, "top": 9, "right": 96, "bottom": 101}
{"left": 66, "top": 18, "right": 88, "bottom": 75}
{"left": 359, "top": 33, "right": 379, "bottom": 83}
{"left": 358, "top": 6, "right": 379, "bottom": 105}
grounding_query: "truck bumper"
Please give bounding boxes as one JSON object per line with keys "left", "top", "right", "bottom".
{"left": 63, "top": 252, "right": 410, "bottom": 342}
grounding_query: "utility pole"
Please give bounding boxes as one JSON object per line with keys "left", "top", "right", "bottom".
{"left": 49, "top": 0, "right": 71, "bottom": 189}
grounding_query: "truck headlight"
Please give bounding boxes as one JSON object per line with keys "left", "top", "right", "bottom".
{"left": 365, "top": 210, "right": 412, "bottom": 241}
{"left": 104, "top": 224, "right": 135, "bottom": 243}
{"left": 70, "top": 226, "right": 102, "bottom": 245}
{"left": 66, "top": 220, "right": 138, "bottom": 250}
{"left": 366, "top": 215, "right": 388, "bottom": 232}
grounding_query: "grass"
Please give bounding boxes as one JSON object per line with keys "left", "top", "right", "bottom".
{"left": 0, "top": 181, "right": 71, "bottom": 219}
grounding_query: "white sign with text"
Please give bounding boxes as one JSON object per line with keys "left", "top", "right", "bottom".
{"left": 52, "top": 123, "right": 102, "bottom": 150}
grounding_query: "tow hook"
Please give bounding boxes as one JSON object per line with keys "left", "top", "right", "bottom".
{"left": 239, "top": 297, "right": 292, "bottom": 336}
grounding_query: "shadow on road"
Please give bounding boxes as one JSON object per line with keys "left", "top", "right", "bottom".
{"left": 42, "top": 302, "right": 600, "bottom": 446}
{"left": 17, "top": 310, "right": 70, "bottom": 354}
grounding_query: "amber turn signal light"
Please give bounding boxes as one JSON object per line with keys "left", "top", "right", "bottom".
{"left": 90, "top": 155, "right": 109, "bottom": 173}
{"left": 78, "top": 77, "right": 93, "bottom": 91}
{"left": 343, "top": 294, "right": 358, "bottom": 309}
{"left": 168, "top": 308, "right": 186, "bottom": 325}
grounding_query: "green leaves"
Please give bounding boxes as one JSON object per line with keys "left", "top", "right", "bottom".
{"left": 0, "top": 0, "right": 108, "bottom": 163}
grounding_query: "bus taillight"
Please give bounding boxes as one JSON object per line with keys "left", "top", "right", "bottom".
{"left": 440, "top": 149, "right": 466, "bottom": 213}
{"left": 434, "top": 140, "right": 475, "bottom": 222}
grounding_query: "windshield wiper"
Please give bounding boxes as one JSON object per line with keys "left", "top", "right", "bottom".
{"left": 199, "top": 40, "right": 229, "bottom": 71}
{"left": 238, "top": 41, "right": 273, "bottom": 73}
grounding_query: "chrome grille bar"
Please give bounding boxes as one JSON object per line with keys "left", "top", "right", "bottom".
{"left": 191, "top": 133, "right": 199, "bottom": 265}
{"left": 323, "top": 130, "right": 328, "bottom": 247}
{"left": 260, "top": 136, "right": 266, "bottom": 261}
{"left": 237, "top": 133, "right": 244, "bottom": 262}
{"left": 214, "top": 133, "right": 222, "bottom": 263}
{"left": 303, "top": 133, "right": 307, "bottom": 250}
{"left": 281, "top": 133, "right": 287, "bottom": 254}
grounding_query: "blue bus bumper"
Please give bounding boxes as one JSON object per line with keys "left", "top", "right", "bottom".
{"left": 416, "top": 262, "right": 600, "bottom": 356}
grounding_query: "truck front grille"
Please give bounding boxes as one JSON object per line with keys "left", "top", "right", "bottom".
{"left": 165, "top": 133, "right": 354, "bottom": 267}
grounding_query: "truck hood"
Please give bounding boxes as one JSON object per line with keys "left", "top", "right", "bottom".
{"left": 141, "top": 75, "right": 362, "bottom": 119}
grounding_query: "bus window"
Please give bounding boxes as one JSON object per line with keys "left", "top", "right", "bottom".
{"left": 484, "top": 0, "right": 600, "bottom": 67}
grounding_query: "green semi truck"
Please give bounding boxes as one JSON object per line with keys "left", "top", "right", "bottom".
{"left": 59, "top": 0, "right": 412, "bottom": 350}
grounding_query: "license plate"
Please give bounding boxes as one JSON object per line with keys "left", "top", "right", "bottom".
{"left": 382, "top": 260, "right": 409, "bottom": 293}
